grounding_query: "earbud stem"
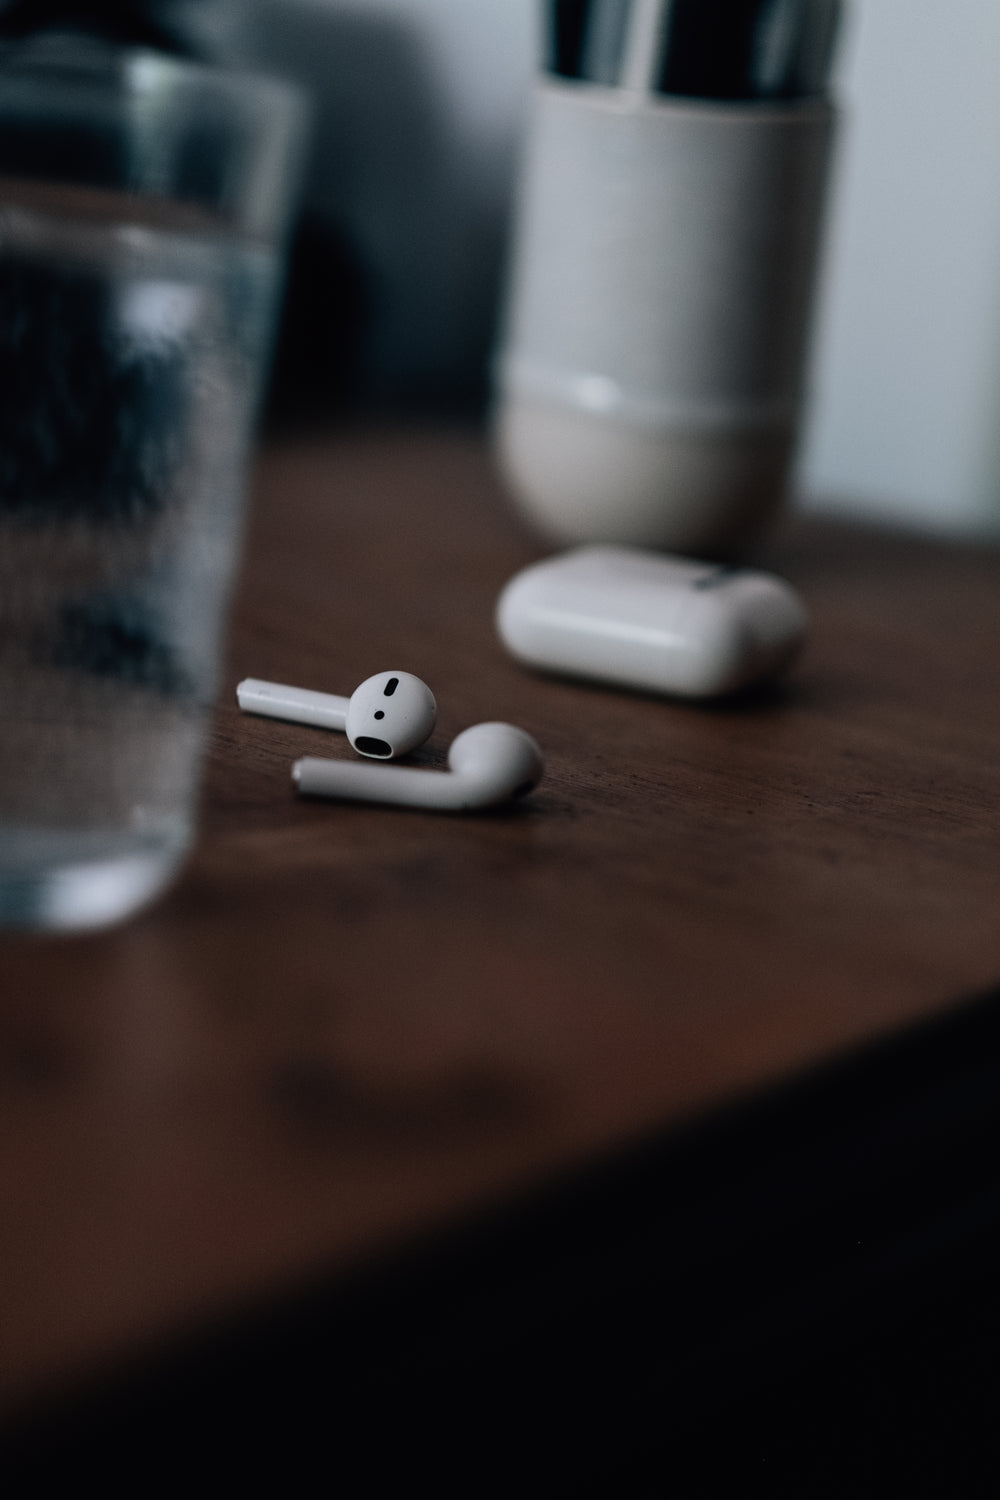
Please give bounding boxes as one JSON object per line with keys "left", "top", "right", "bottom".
{"left": 293, "top": 722, "right": 543, "bottom": 811}
{"left": 237, "top": 679, "right": 349, "bottom": 732}
{"left": 294, "top": 756, "right": 481, "bottom": 810}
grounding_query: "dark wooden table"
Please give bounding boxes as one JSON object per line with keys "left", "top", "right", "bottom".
{"left": 3, "top": 426, "right": 1000, "bottom": 1490}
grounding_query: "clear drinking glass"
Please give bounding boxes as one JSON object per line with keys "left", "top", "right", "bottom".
{"left": 0, "top": 37, "right": 305, "bottom": 930}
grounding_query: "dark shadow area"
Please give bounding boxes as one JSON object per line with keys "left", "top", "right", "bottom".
{"left": 5, "top": 982, "right": 1000, "bottom": 1496}
{"left": 249, "top": 0, "right": 514, "bottom": 428}
{"left": 0, "top": 1, "right": 196, "bottom": 55}
{"left": 262, "top": 208, "right": 371, "bottom": 428}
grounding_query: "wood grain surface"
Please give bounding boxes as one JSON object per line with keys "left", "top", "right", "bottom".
{"left": 2, "top": 425, "right": 1000, "bottom": 1417}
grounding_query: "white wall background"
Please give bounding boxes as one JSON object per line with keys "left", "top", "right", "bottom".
{"left": 800, "top": 0, "right": 1000, "bottom": 537}
{"left": 224, "top": 1, "right": 1000, "bottom": 538}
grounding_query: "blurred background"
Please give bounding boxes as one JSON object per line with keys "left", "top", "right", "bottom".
{"left": 8, "top": 0, "right": 1000, "bottom": 540}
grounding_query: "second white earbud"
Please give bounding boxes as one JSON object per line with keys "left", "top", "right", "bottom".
{"left": 237, "top": 671, "right": 437, "bottom": 759}
{"left": 293, "top": 722, "right": 544, "bottom": 811}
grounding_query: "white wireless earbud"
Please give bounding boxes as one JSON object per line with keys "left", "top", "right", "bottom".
{"left": 236, "top": 671, "right": 437, "bottom": 759}
{"left": 293, "top": 722, "right": 544, "bottom": 811}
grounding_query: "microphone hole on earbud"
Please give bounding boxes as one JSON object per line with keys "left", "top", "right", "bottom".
{"left": 383, "top": 678, "right": 399, "bottom": 696}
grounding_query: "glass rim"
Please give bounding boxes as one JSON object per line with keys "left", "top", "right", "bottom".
{"left": 0, "top": 37, "right": 309, "bottom": 241}
{"left": 0, "top": 36, "right": 306, "bottom": 121}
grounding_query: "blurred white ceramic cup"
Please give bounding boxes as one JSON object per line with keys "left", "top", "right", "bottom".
{"left": 495, "top": 0, "right": 840, "bottom": 556}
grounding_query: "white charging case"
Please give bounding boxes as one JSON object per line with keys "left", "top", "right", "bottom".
{"left": 496, "top": 545, "right": 807, "bottom": 698}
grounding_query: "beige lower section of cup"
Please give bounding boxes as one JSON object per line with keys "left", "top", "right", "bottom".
{"left": 496, "top": 394, "right": 795, "bottom": 557}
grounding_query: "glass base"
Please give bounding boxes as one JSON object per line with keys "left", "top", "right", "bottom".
{"left": 0, "top": 828, "right": 190, "bottom": 932}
